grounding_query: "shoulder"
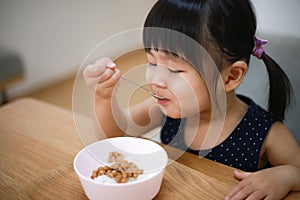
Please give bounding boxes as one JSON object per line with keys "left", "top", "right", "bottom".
{"left": 238, "top": 96, "right": 300, "bottom": 166}
{"left": 238, "top": 95, "right": 278, "bottom": 134}
{"left": 264, "top": 121, "right": 300, "bottom": 166}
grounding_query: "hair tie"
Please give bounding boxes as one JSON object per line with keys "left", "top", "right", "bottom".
{"left": 252, "top": 36, "right": 268, "bottom": 59}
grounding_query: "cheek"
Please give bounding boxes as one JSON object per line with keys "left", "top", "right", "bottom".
{"left": 169, "top": 76, "right": 206, "bottom": 117}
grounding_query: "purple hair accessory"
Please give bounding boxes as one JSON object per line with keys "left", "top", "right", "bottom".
{"left": 252, "top": 36, "right": 268, "bottom": 59}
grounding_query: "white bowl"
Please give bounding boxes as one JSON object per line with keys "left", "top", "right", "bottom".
{"left": 73, "top": 137, "right": 168, "bottom": 200}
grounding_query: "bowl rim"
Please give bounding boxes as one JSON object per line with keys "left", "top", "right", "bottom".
{"left": 73, "top": 137, "right": 167, "bottom": 187}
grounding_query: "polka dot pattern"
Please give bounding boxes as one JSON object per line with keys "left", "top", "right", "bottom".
{"left": 161, "top": 95, "right": 279, "bottom": 172}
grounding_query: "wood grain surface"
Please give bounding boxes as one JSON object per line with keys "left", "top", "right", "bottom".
{"left": 1, "top": 98, "right": 299, "bottom": 200}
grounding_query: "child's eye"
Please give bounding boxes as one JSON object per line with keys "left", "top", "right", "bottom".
{"left": 147, "top": 62, "right": 183, "bottom": 74}
{"left": 148, "top": 62, "right": 157, "bottom": 67}
{"left": 168, "top": 68, "right": 184, "bottom": 74}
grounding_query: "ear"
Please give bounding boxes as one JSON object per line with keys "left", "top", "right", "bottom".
{"left": 222, "top": 61, "right": 248, "bottom": 92}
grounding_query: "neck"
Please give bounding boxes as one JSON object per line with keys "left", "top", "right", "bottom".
{"left": 185, "top": 92, "right": 248, "bottom": 150}
{"left": 226, "top": 93, "right": 248, "bottom": 119}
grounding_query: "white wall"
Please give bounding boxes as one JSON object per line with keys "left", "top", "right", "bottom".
{"left": 0, "top": 0, "right": 299, "bottom": 98}
{"left": 0, "top": 0, "right": 157, "bottom": 98}
{"left": 251, "top": 0, "right": 300, "bottom": 38}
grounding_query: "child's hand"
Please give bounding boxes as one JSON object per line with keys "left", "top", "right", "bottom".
{"left": 226, "top": 166, "right": 294, "bottom": 200}
{"left": 83, "top": 57, "right": 121, "bottom": 99}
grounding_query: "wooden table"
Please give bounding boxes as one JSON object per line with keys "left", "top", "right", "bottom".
{"left": 0, "top": 98, "right": 299, "bottom": 199}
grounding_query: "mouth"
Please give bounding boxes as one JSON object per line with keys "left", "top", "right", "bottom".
{"left": 151, "top": 93, "right": 170, "bottom": 106}
{"left": 151, "top": 93, "right": 165, "bottom": 100}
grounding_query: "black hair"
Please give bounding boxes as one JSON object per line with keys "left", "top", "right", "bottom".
{"left": 143, "top": 0, "right": 292, "bottom": 120}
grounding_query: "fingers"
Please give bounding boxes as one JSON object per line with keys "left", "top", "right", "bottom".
{"left": 98, "top": 68, "right": 121, "bottom": 89}
{"left": 226, "top": 168, "right": 290, "bottom": 200}
{"left": 83, "top": 57, "right": 120, "bottom": 89}
{"left": 226, "top": 171, "right": 267, "bottom": 200}
{"left": 225, "top": 171, "right": 253, "bottom": 200}
{"left": 234, "top": 170, "right": 252, "bottom": 180}
{"left": 83, "top": 57, "right": 115, "bottom": 78}
{"left": 97, "top": 67, "right": 116, "bottom": 83}
{"left": 93, "top": 68, "right": 121, "bottom": 98}
{"left": 245, "top": 191, "right": 266, "bottom": 200}
{"left": 226, "top": 185, "right": 266, "bottom": 200}
{"left": 226, "top": 178, "right": 250, "bottom": 200}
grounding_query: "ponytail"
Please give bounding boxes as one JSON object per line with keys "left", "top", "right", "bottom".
{"left": 261, "top": 52, "right": 293, "bottom": 120}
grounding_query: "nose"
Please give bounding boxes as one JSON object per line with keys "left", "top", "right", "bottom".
{"left": 147, "top": 65, "right": 167, "bottom": 89}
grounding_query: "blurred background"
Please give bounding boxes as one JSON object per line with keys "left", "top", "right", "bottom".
{"left": 0, "top": 0, "right": 157, "bottom": 99}
{"left": 0, "top": 0, "right": 299, "bottom": 142}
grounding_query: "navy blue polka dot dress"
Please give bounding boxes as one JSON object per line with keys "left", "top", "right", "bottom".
{"left": 161, "top": 95, "right": 280, "bottom": 172}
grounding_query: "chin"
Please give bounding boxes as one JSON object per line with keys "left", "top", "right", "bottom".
{"left": 162, "top": 109, "right": 182, "bottom": 119}
{"left": 159, "top": 104, "right": 200, "bottom": 119}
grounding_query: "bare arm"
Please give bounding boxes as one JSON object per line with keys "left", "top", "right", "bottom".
{"left": 95, "top": 95, "right": 163, "bottom": 138}
{"left": 264, "top": 122, "right": 300, "bottom": 191}
{"left": 226, "top": 122, "right": 300, "bottom": 199}
{"left": 84, "top": 58, "right": 162, "bottom": 138}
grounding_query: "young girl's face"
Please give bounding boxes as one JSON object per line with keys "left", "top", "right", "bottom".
{"left": 146, "top": 50, "right": 211, "bottom": 119}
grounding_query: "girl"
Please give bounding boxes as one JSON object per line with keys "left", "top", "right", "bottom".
{"left": 84, "top": 0, "right": 300, "bottom": 199}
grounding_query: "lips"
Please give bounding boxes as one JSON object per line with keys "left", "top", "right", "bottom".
{"left": 157, "top": 98, "right": 169, "bottom": 106}
{"left": 152, "top": 94, "right": 169, "bottom": 105}
{"left": 150, "top": 90, "right": 170, "bottom": 105}
{"left": 151, "top": 93, "right": 165, "bottom": 100}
